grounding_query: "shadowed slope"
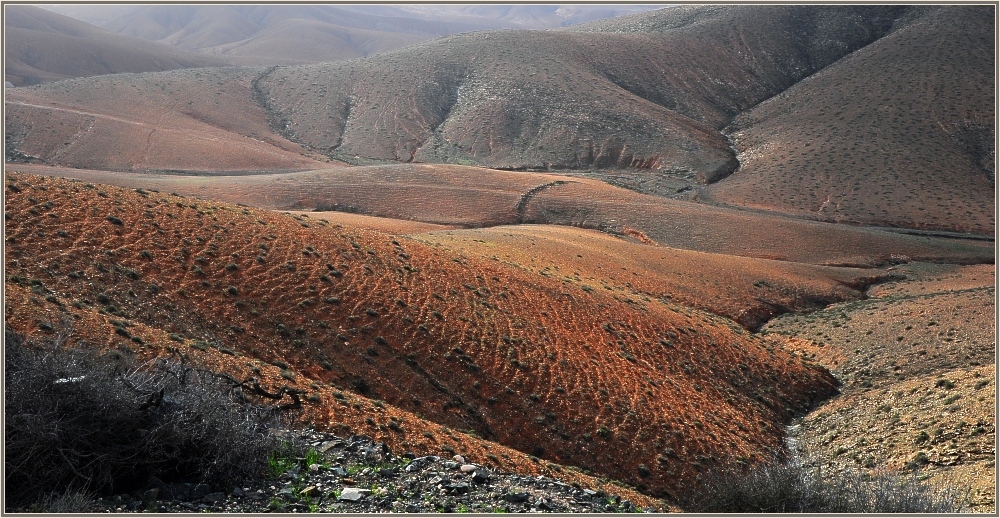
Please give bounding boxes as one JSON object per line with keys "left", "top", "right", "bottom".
{"left": 5, "top": 173, "right": 840, "bottom": 499}
{"left": 4, "top": 5, "right": 227, "bottom": 86}
{"left": 702, "top": 6, "right": 995, "bottom": 234}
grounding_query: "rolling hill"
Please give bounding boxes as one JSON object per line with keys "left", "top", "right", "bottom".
{"left": 6, "top": 172, "right": 845, "bottom": 500}
{"left": 7, "top": 5, "right": 992, "bottom": 234}
{"left": 701, "top": 5, "right": 995, "bottom": 234}
{"left": 5, "top": 68, "right": 331, "bottom": 173}
{"left": 4, "top": 5, "right": 227, "bottom": 86}
{"left": 8, "top": 164, "right": 992, "bottom": 269}
{"left": 254, "top": 5, "right": 903, "bottom": 173}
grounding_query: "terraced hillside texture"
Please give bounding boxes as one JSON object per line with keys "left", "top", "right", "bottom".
{"left": 5, "top": 5, "right": 227, "bottom": 86}
{"left": 702, "top": 5, "right": 995, "bottom": 234}
{"left": 4, "top": 67, "right": 333, "bottom": 173}
{"left": 6, "top": 173, "right": 852, "bottom": 502}
{"left": 9, "top": 164, "right": 994, "bottom": 270}
{"left": 762, "top": 263, "right": 996, "bottom": 511}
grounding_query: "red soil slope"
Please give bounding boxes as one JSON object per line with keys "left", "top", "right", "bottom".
{"left": 3, "top": 281, "right": 662, "bottom": 510}
{"left": 10, "top": 164, "right": 992, "bottom": 268}
{"left": 5, "top": 173, "right": 840, "bottom": 500}
{"left": 412, "top": 224, "right": 895, "bottom": 330}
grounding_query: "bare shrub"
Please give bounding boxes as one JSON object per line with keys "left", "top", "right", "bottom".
{"left": 681, "top": 457, "right": 968, "bottom": 513}
{"left": 4, "top": 327, "right": 284, "bottom": 511}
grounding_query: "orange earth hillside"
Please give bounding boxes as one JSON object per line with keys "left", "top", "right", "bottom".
{"left": 3, "top": 281, "right": 664, "bottom": 510}
{"left": 5, "top": 173, "right": 840, "bottom": 499}
{"left": 9, "top": 164, "right": 992, "bottom": 269}
{"left": 412, "top": 224, "right": 898, "bottom": 330}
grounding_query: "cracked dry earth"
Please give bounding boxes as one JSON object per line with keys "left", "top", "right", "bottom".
{"left": 763, "top": 262, "right": 996, "bottom": 512}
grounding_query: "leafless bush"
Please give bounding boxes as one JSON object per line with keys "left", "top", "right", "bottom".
{"left": 5, "top": 327, "right": 283, "bottom": 511}
{"left": 681, "top": 457, "right": 968, "bottom": 513}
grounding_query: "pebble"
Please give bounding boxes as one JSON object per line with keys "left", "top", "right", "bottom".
{"left": 339, "top": 487, "right": 368, "bottom": 501}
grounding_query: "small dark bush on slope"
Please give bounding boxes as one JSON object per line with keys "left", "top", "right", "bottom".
{"left": 680, "top": 457, "right": 968, "bottom": 513}
{"left": 4, "top": 328, "right": 284, "bottom": 511}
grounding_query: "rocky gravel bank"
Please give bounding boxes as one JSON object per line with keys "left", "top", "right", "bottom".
{"left": 84, "top": 429, "right": 658, "bottom": 513}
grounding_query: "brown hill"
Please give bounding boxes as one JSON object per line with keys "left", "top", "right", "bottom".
{"left": 5, "top": 68, "right": 331, "bottom": 173}
{"left": 5, "top": 172, "right": 843, "bottom": 500}
{"left": 6, "top": 6, "right": 991, "bottom": 235}
{"left": 4, "top": 278, "right": 664, "bottom": 510}
{"left": 521, "top": 179, "right": 995, "bottom": 267}
{"left": 4, "top": 5, "right": 227, "bottom": 86}
{"left": 8, "top": 164, "right": 993, "bottom": 269}
{"left": 255, "top": 5, "right": 902, "bottom": 174}
{"left": 702, "top": 6, "right": 995, "bottom": 234}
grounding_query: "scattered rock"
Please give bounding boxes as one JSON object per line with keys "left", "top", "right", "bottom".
{"left": 506, "top": 492, "right": 530, "bottom": 503}
{"left": 339, "top": 487, "right": 368, "bottom": 502}
{"left": 81, "top": 428, "right": 654, "bottom": 513}
{"left": 202, "top": 492, "right": 226, "bottom": 503}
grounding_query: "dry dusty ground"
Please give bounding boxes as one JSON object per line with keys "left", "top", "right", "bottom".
{"left": 763, "top": 263, "right": 996, "bottom": 512}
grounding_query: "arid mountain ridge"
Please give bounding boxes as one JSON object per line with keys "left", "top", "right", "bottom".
{"left": 3, "top": 5, "right": 995, "bottom": 510}
{"left": 5, "top": 5, "right": 993, "bottom": 234}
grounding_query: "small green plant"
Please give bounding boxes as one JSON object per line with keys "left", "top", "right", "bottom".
{"left": 267, "top": 447, "right": 299, "bottom": 478}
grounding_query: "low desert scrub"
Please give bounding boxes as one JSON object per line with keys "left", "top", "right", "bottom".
{"left": 4, "top": 328, "right": 286, "bottom": 511}
{"left": 680, "top": 457, "right": 968, "bottom": 513}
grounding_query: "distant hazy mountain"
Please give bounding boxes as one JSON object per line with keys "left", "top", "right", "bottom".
{"left": 5, "top": 5, "right": 226, "bottom": 86}
{"left": 38, "top": 4, "right": 663, "bottom": 66}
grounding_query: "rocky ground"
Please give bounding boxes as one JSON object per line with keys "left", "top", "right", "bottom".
{"left": 763, "top": 263, "right": 996, "bottom": 512}
{"left": 74, "top": 430, "right": 654, "bottom": 513}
